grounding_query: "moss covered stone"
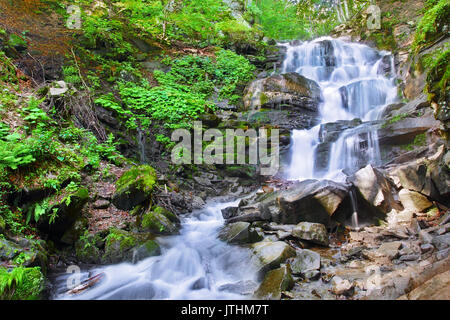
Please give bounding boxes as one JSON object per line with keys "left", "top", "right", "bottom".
{"left": 141, "top": 206, "right": 180, "bottom": 235}
{"left": 112, "top": 165, "right": 157, "bottom": 211}
{"left": 254, "top": 264, "right": 294, "bottom": 300}
{"left": 75, "top": 232, "right": 104, "bottom": 264}
{"left": 102, "top": 228, "right": 160, "bottom": 264}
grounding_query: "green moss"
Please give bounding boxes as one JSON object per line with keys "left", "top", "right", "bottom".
{"left": 403, "top": 133, "right": 427, "bottom": 151}
{"left": 0, "top": 266, "right": 44, "bottom": 300}
{"left": 413, "top": 0, "right": 450, "bottom": 51}
{"left": 105, "top": 228, "right": 137, "bottom": 251}
{"left": 141, "top": 206, "right": 179, "bottom": 235}
{"left": 0, "top": 215, "right": 5, "bottom": 233}
{"left": 382, "top": 113, "right": 409, "bottom": 128}
{"left": 116, "top": 165, "right": 157, "bottom": 195}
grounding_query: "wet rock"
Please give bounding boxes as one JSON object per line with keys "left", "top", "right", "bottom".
{"left": 218, "top": 222, "right": 263, "bottom": 244}
{"left": 218, "top": 280, "right": 258, "bottom": 296}
{"left": 398, "top": 189, "right": 433, "bottom": 213}
{"left": 0, "top": 238, "right": 23, "bottom": 260}
{"left": 277, "top": 179, "right": 350, "bottom": 227}
{"left": 112, "top": 165, "right": 157, "bottom": 211}
{"left": 314, "top": 119, "right": 363, "bottom": 173}
{"left": 250, "top": 241, "right": 296, "bottom": 275}
{"left": 292, "top": 222, "right": 329, "bottom": 247}
{"left": 141, "top": 206, "right": 180, "bottom": 235}
{"left": 243, "top": 72, "right": 321, "bottom": 113}
{"left": 221, "top": 206, "right": 239, "bottom": 219}
{"left": 255, "top": 264, "right": 294, "bottom": 300}
{"left": 191, "top": 195, "right": 206, "bottom": 210}
{"left": 331, "top": 276, "right": 354, "bottom": 296}
{"left": 350, "top": 164, "right": 401, "bottom": 214}
{"left": 288, "top": 249, "right": 321, "bottom": 275}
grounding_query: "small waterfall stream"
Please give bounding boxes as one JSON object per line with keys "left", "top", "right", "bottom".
{"left": 283, "top": 37, "right": 398, "bottom": 182}
{"left": 52, "top": 199, "right": 258, "bottom": 300}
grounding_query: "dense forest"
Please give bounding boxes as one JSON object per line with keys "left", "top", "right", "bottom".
{"left": 0, "top": 0, "right": 448, "bottom": 300}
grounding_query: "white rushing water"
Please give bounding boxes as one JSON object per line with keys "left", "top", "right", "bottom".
{"left": 53, "top": 200, "right": 259, "bottom": 300}
{"left": 283, "top": 37, "right": 398, "bottom": 181}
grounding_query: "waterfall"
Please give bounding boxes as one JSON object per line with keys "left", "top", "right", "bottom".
{"left": 284, "top": 37, "right": 398, "bottom": 181}
{"left": 52, "top": 200, "right": 258, "bottom": 300}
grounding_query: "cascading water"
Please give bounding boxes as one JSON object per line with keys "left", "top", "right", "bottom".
{"left": 284, "top": 37, "right": 398, "bottom": 182}
{"left": 52, "top": 200, "right": 258, "bottom": 300}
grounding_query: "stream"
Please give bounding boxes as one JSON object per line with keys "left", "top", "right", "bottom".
{"left": 51, "top": 37, "right": 399, "bottom": 300}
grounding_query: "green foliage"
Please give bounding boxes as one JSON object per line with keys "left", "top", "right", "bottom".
{"left": 403, "top": 133, "right": 427, "bottom": 151}
{"left": 422, "top": 45, "right": 449, "bottom": 103}
{"left": 214, "top": 49, "right": 256, "bottom": 103}
{"left": 382, "top": 113, "right": 409, "bottom": 128}
{"left": 119, "top": 81, "right": 211, "bottom": 130}
{"left": 251, "top": 0, "right": 309, "bottom": 40}
{"left": 0, "top": 266, "right": 44, "bottom": 300}
{"left": 413, "top": 0, "right": 450, "bottom": 51}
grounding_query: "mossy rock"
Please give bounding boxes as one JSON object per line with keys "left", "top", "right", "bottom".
{"left": 102, "top": 228, "right": 160, "bottom": 264}
{"left": 0, "top": 238, "right": 48, "bottom": 272}
{"left": 218, "top": 222, "right": 263, "bottom": 244}
{"left": 37, "top": 187, "right": 89, "bottom": 241}
{"left": 0, "top": 215, "right": 5, "bottom": 234}
{"left": 112, "top": 165, "right": 157, "bottom": 211}
{"left": 75, "top": 232, "right": 104, "bottom": 264}
{"left": 254, "top": 264, "right": 294, "bottom": 300}
{"left": 60, "top": 217, "right": 88, "bottom": 245}
{"left": 0, "top": 266, "right": 45, "bottom": 300}
{"left": 141, "top": 206, "right": 180, "bottom": 235}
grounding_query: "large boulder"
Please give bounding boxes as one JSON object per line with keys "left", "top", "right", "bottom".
{"left": 276, "top": 179, "right": 350, "bottom": 227}
{"left": 388, "top": 145, "right": 449, "bottom": 205}
{"left": 112, "top": 165, "right": 157, "bottom": 211}
{"left": 243, "top": 72, "right": 321, "bottom": 127}
{"left": 398, "top": 189, "right": 433, "bottom": 213}
{"left": 218, "top": 222, "right": 263, "bottom": 244}
{"left": 350, "top": 165, "right": 402, "bottom": 214}
{"left": 288, "top": 249, "right": 321, "bottom": 275}
{"left": 250, "top": 241, "right": 296, "bottom": 275}
{"left": 225, "top": 179, "right": 353, "bottom": 227}
{"left": 254, "top": 264, "right": 294, "bottom": 300}
{"left": 292, "top": 222, "right": 329, "bottom": 246}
